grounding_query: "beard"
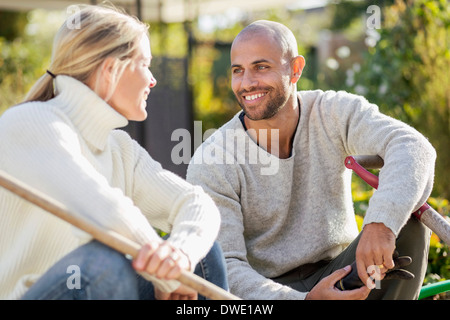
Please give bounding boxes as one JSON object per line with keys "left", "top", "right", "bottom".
{"left": 235, "top": 87, "right": 290, "bottom": 121}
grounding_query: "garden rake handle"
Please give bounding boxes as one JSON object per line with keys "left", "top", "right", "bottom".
{"left": 345, "top": 155, "right": 450, "bottom": 246}
{"left": 0, "top": 170, "right": 240, "bottom": 301}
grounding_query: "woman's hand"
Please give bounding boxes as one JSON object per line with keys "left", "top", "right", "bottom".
{"left": 132, "top": 240, "right": 195, "bottom": 299}
{"left": 155, "top": 285, "right": 198, "bottom": 300}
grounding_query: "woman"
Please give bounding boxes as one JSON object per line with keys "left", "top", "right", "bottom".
{"left": 0, "top": 5, "right": 226, "bottom": 300}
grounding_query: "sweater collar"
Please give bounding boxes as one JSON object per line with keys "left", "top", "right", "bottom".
{"left": 52, "top": 75, "right": 128, "bottom": 151}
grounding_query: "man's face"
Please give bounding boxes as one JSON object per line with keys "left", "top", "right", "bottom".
{"left": 230, "top": 32, "right": 293, "bottom": 121}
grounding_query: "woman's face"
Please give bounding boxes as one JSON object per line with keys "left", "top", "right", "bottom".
{"left": 108, "top": 35, "right": 157, "bottom": 121}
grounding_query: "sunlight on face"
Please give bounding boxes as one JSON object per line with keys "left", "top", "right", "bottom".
{"left": 109, "top": 35, "right": 157, "bottom": 121}
{"left": 230, "top": 33, "right": 292, "bottom": 120}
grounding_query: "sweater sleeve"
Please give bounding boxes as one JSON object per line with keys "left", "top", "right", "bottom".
{"left": 127, "top": 135, "right": 221, "bottom": 269}
{"left": 187, "top": 148, "right": 308, "bottom": 300}
{"left": 325, "top": 91, "right": 436, "bottom": 235}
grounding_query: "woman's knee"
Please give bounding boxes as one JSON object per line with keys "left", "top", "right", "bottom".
{"left": 194, "top": 241, "right": 228, "bottom": 290}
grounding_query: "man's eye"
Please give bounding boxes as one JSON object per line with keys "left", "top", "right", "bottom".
{"left": 232, "top": 68, "right": 243, "bottom": 74}
{"left": 257, "top": 65, "right": 267, "bottom": 70}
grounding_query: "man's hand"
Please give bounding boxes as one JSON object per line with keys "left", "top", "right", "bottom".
{"left": 306, "top": 265, "right": 371, "bottom": 300}
{"left": 356, "top": 222, "right": 396, "bottom": 288}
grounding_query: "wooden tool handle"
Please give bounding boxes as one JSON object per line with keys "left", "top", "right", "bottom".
{"left": 420, "top": 206, "right": 450, "bottom": 246}
{"left": 0, "top": 170, "right": 240, "bottom": 300}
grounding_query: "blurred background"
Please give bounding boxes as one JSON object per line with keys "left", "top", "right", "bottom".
{"left": 0, "top": 0, "right": 449, "bottom": 296}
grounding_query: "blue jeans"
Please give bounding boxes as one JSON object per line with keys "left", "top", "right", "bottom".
{"left": 22, "top": 240, "right": 228, "bottom": 300}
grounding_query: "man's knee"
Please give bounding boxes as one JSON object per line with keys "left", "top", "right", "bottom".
{"left": 396, "top": 217, "right": 431, "bottom": 257}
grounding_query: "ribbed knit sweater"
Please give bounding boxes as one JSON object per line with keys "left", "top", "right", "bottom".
{"left": 0, "top": 75, "right": 220, "bottom": 299}
{"left": 187, "top": 89, "right": 436, "bottom": 300}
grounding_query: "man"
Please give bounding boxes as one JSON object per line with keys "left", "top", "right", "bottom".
{"left": 187, "top": 20, "right": 436, "bottom": 300}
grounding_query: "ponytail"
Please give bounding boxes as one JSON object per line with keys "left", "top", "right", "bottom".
{"left": 23, "top": 72, "right": 55, "bottom": 103}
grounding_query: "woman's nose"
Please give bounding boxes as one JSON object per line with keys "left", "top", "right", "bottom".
{"left": 149, "top": 72, "right": 157, "bottom": 88}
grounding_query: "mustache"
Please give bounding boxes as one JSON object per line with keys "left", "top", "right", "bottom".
{"left": 236, "top": 87, "right": 271, "bottom": 96}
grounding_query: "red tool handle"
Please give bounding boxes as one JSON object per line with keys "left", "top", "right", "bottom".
{"left": 344, "top": 156, "right": 430, "bottom": 219}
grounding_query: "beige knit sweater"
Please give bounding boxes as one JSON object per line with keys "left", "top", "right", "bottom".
{"left": 0, "top": 75, "right": 220, "bottom": 299}
{"left": 187, "top": 89, "right": 436, "bottom": 300}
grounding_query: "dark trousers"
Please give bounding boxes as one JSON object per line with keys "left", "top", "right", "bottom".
{"left": 272, "top": 217, "right": 431, "bottom": 299}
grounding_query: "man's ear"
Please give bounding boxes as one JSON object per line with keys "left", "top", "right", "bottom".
{"left": 290, "top": 55, "right": 306, "bottom": 84}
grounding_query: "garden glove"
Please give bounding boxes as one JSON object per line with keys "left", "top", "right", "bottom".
{"left": 335, "top": 250, "right": 414, "bottom": 291}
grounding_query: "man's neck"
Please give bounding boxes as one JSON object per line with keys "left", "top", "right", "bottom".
{"left": 244, "top": 97, "right": 300, "bottom": 159}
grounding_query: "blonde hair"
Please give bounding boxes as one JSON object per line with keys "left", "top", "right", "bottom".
{"left": 24, "top": 4, "right": 149, "bottom": 102}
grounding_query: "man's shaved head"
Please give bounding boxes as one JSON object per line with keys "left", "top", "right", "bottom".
{"left": 230, "top": 20, "right": 305, "bottom": 121}
{"left": 233, "top": 20, "right": 299, "bottom": 59}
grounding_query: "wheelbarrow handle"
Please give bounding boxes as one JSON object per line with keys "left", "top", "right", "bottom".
{"left": 345, "top": 155, "right": 450, "bottom": 246}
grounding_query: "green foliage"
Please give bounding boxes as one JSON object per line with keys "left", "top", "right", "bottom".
{"left": 0, "top": 11, "right": 29, "bottom": 41}
{"left": 347, "top": 0, "right": 450, "bottom": 198}
{"left": 0, "top": 37, "right": 50, "bottom": 113}
{"left": 190, "top": 42, "right": 239, "bottom": 131}
{"left": 425, "top": 197, "right": 450, "bottom": 285}
{"left": 0, "top": 10, "right": 59, "bottom": 115}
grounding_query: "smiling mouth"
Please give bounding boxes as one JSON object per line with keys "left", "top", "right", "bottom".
{"left": 243, "top": 92, "right": 267, "bottom": 101}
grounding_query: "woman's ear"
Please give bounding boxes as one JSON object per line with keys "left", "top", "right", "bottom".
{"left": 86, "top": 57, "right": 116, "bottom": 100}
{"left": 99, "top": 57, "right": 117, "bottom": 84}
{"left": 290, "top": 55, "right": 306, "bottom": 84}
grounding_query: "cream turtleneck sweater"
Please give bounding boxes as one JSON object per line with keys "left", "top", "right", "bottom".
{"left": 0, "top": 75, "right": 220, "bottom": 299}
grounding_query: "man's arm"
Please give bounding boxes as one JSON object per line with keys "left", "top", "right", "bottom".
{"left": 329, "top": 91, "right": 436, "bottom": 285}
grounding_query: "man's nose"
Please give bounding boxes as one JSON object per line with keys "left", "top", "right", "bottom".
{"left": 241, "top": 70, "right": 258, "bottom": 91}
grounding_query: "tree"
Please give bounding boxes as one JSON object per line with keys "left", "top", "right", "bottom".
{"left": 0, "top": 10, "right": 58, "bottom": 115}
{"left": 349, "top": 0, "right": 450, "bottom": 198}
{"left": 0, "top": 11, "right": 28, "bottom": 41}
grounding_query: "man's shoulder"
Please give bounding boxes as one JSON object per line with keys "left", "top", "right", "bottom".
{"left": 202, "top": 112, "right": 244, "bottom": 144}
{"left": 188, "top": 112, "right": 246, "bottom": 174}
{"left": 217, "top": 112, "right": 243, "bottom": 130}
{"left": 298, "top": 89, "right": 374, "bottom": 115}
{"left": 298, "top": 89, "right": 365, "bottom": 103}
